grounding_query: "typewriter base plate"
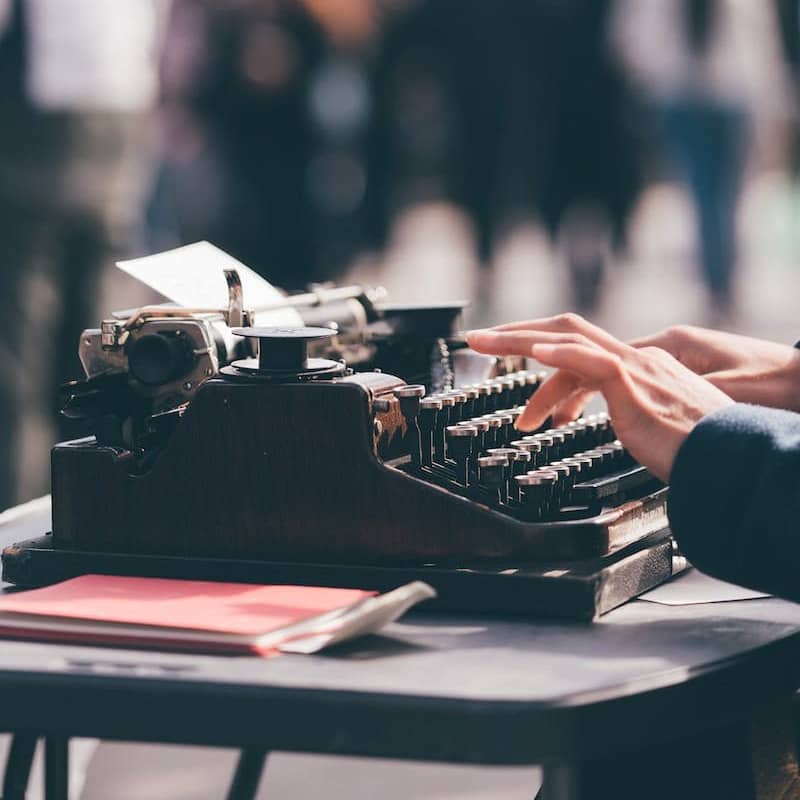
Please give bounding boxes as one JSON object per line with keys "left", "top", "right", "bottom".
{"left": 3, "top": 530, "right": 680, "bottom": 621}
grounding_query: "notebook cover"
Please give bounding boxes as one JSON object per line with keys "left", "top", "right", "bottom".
{"left": 0, "top": 574, "right": 375, "bottom": 654}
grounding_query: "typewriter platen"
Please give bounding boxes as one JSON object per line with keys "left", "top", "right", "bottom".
{"left": 2, "top": 266, "right": 682, "bottom": 620}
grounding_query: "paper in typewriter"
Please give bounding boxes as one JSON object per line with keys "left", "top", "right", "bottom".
{"left": 117, "top": 241, "right": 303, "bottom": 327}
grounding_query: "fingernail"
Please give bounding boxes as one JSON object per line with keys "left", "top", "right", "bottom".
{"left": 514, "top": 419, "right": 537, "bottom": 433}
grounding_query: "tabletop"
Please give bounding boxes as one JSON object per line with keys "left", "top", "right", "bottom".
{"left": 1, "top": 498, "right": 800, "bottom": 768}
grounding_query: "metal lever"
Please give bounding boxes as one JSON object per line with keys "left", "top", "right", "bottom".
{"left": 224, "top": 268, "right": 244, "bottom": 328}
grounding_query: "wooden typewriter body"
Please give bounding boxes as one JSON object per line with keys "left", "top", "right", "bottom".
{"left": 3, "top": 325, "right": 680, "bottom": 620}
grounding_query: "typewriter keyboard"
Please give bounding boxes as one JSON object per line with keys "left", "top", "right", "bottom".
{"left": 395, "top": 371, "right": 661, "bottom": 522}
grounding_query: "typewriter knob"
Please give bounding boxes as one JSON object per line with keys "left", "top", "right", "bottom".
{"left": 227, "top": 326, "right": 345, "bottom": 380}
{"left": 127, "top": 331, "right": 195, "bottom": 386}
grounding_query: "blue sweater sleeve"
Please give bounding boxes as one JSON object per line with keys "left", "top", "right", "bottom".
{"left": 668, "top": 403, "right": 800, "bottom": 601}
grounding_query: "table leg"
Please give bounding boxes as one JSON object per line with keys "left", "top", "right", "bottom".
{"left": 3, "top": 735, "right": 37, "bottom": 800}
{"left": 43, "top": 737, "right": 68, "bottom": 800}
{"left": 226, "top": 749, "right": 268, "bottom": 800}
{"left": 537, "top": 696, "right": 800, "bottom": 800}
{"left": 537, "top": 764, "right": 582, "bottom": 800}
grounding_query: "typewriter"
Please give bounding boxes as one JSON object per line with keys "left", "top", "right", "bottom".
{"left": 2, "top": 265, "right": 683, "bottom": 620}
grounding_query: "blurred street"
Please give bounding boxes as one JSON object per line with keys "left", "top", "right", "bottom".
{"left": 3, "top": 1, "right": 800, "bottom": 796}
{"left": 343, "top": 174, "right": 800, "bottom": 344}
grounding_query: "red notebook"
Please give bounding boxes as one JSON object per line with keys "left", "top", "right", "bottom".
{"left": 0, "top": 575, "right": 378, "bottom": 655}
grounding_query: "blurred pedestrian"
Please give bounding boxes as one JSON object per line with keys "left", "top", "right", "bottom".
{"left": 0, "top": 0, "right": 163, "bottom": 508}
{"left": 148, "top": 0, "right": 327, "bottom": 289}
{"left": 612, "top": 0, "right": 790, "bottom": 320}
{"left": 366, "top": 0, "right": 643, "bottom": 312}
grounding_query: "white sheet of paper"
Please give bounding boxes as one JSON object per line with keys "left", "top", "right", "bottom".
{"left": 638, "top": 568, "right": 770, "bottom": 606}
{"left": 275, "top": 581, "right": 437, "bottom": 654}
{"left": 116, "top": 242, "right": 302, "bottom": 327}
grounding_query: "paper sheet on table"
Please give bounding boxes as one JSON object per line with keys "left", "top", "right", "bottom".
{"left": 116, "top": 242, "right": 302, "bottom": 327}
{"left": 638, "top": 568, "right": 770, "bottom": 605}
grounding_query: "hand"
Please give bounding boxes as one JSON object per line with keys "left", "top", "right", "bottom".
{"left": 631, "top": 325, "right": 800, "bottom": 411}
{"left": 466, "top": 314, "right": 734, "bottom": 481}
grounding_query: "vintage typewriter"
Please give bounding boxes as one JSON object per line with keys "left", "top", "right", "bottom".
{"left": 2, "top": 267, "right": 683, "bottom": 620}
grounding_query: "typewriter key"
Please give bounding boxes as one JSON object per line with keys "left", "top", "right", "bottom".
{"left": 432, "top": 394, "right": 456, "bottom": 463}
{"left": 494, "top": 412, "right": 514, "bottom": 446}
{"left": 561, "top": 426, "right": 577, "bottom": 454}
{"left": 499, "top": 376, "right": 516, "bottom": 407}
{"left": 580, "top": 450, "right": 604, "bottom": 476}
{"left": 567, "top": 419, "right": 588, "bottom": 448}
{"left": 508, "top": 449, "right": 532, "bottom": 501}
{"left": 547, "top": 430, "right": 567, "bottom": 460}
{"left": 394, "top": 385, "right": 426, "bottom": 466}
{"left": 485, "top": 381, "right": 504, "bottom": 412}
{"left": 418, "top": 397, "right": 443, "bottom": 467}
{"left": 583, "top": 416, "right": 600, "bottom": 445}
{"left": 461, "top": 386, "right": 480, "bottom": 418}
{"left": 477, "top": 454, "right": 509, "bottom": 506}
{"left": 463, "top": 417, "right": 490, "bottom": 453}
{"left": 548, "top": 462, "right": 574, "bottom": 506}
{"left": 510, "top": 448, "right": 532, "bottom": 473}
{"left": 522, "top": 372, "right": 540, "bottom": 400}
{"left": 516, "top": 470, "right": 557, "bottom": 519}
{"left": 594, "top": 412, "right": 612, "bottom": 442}
{"left": 471, "top": 383, "right": 491, "bottom": 416}
{"left": 447, "top": 425, "right": 478, "bottom": 485}
{"left": 592, "top": 444, "right": 616, "bottom": 469}
{"left": 482, "top": 415, "right": 503, "bottom": 450}
{"left": 445, "top": 389, "right": 468, "bottom": 424}
{"left": 394, "top": 384, "right": 426, "bottom": 399}
{"left": 486, "top": 447, "right": 518, "bottom": 472}
{"left": 529, "top": 433, "right": 553, "bottom": 464}
{"left": 510, "top": 373, "right": 526, "bottom": 405}
{"left": 562, "top": 456, "right": 592, "bottom": 498}
{"left": 600, "top": 441, "right": 624, "bottom": 467}
{"left": 511, "top": 438, "right": 542, "bottom": 467}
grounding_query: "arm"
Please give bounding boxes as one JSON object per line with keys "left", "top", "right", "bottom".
{"left": 669, "top": 403, "right": 800, "bottom": 601}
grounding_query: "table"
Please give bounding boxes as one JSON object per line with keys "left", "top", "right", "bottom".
{"left": 1, "top": 498, "right": 800, "bottom": 800}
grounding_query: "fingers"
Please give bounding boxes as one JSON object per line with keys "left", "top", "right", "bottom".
{"left": 466, "top": 329, "right": 600, "bottom": 360}
{"left": 627, "top": 332, "right": 667, "bottom": 350}
{"left": 488, "top": 313, "right": 626, "bottom": 353}
{"left": 550, "top": 389, "right": 595, "bottom": 426}
{"left": 467, "top": 316, "right": 631, "bottom": 431}
{"left": 532, "top": 343, "right": 625, "bottom": 382}
{"left": 516, "top": 369, "right": 581, "bottom": 431}
{"left": 516, "top": 343, "right": 630, "bottom": 432}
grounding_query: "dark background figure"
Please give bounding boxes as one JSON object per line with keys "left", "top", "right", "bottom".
{"left": 774, "top": 0, "right": 800, "bottom": 175}
{"left": 365, "top": 0, "right": 643, "bottom": 312}
{"left": 659, "top": 0, "right": 750, "bottom": 317}
{"left": 0, "top": 0, "right": 158, "bottom": 510}
{"left": 147, "top": 0, "right": 326, "bottom": 290}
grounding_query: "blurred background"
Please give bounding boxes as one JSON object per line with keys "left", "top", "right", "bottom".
{"left": 0, "top": 0, "right": 799, "bottom": 795}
